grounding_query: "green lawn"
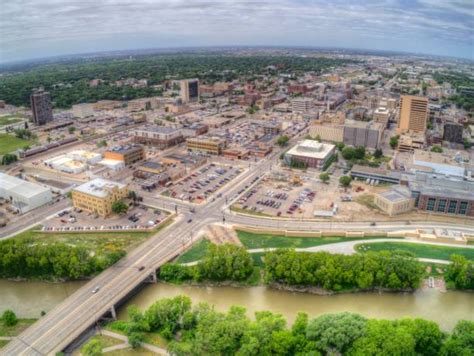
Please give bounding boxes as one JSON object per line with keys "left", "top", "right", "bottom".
{"left": 11, "top": 217, "right": 174, "bottom": 253}
{"left": 356, "top": 242, "right": 474, "bottom": 261}
{"left": 236, "top": 230, "right": 390, "bottom": 249}
{"left": 0, "top": 115, "right": 23, "bottom": 127}
{"left": 0, "top": 319, "right": 36, "bottom": 337}
{"left": 230, "top": 205, "right": 274, "bottom": 217}
{"left": 12, "top": 226, "right": 153, "bottom": 253}
{"left": 177, "top": 239, "right": 211, "bottom": 263}
{"left": 80, "top": 334, "right": 123, "bottom": 353}
{"left": 0, "top": 133, "right": 32, "bottom": 155}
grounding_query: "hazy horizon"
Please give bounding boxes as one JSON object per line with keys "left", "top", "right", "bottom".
{"left": 1, "top": 0, "right": 473, "bottom": 64}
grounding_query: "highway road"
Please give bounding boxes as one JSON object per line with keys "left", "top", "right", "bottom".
{"left": 2, "top": 129, "right": 474, "bottom": 355}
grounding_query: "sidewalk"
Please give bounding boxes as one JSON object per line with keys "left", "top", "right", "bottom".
{"left": 99, "top": 329, "right": 168, "bottom": 355}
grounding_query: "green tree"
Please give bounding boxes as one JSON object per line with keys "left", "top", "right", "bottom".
{"left": 111, "top": 200, "right": 128, "bottom": 214}
{"left": 349, "top": 319, "right": 416, "bottom": 355}
{"left": 373, "top": 148, "right": 383, "bottom": 159}
{"left": 431, "top": 145, "right": 443, "bottom": 153}
{"left": 342, "top": 147, "right": 356, "bottom": 160}
{"left": 390, "top": 135, "right": 399, "bottom": 149}
{"left": 188, "top": 305, "right": 249, "bottom": 355}
{"left": 339, "top": 175, "right": 352, "bottom": 187}
{"left": 307, "top": 312, "right": 367, "bottom": 354}
{"left": 445, "top": 255, "right": 474, "bottom": 290}
{"left": 82, "top": 339, "right": 103, "bottom": 356}
{"left": 335, "top": 142, "right": 345, "bottom": 151}
{"left": 197, "top": 244, "right": 254, "bottom": 281}
{"left": 128, "top": 190, "right": 139, "bottom": 202}
{"left": 354, "top": 146, "right": 366, "bottom": 159}
{"left": 239, "top": 311, "right": 287, "bottom": 355}
{"left": 2, "top": 309, "right": 18, "bottom": 326}
{"left": 319, "top": 172, "right": 330, "bottom": 184}
{"left": 128, "top": 332, "right": 144, "bottom": 349}
{"left": 68, "top": 126, "right": 76, "bottom": 134}
{"left": 440, "top": 320, "right": 474, "bottom": 356}
{"left": 144, "top": 295, "right": 192, "bottom": 336}
{"left": 1, "top": 153, "right": 18, "bottom": 165}
{"left": 14, "top": 128, "right": 33, "bottom": 140}
{"left": 96, "top": 139, "right": 108, "bottom": 148}
{"left": 396, "top": 318, "right": 443, "bottom": 355}
{"left": 276, "top": 135, "right": 290, "bottom": 147}
{"left": 291, "top": 312, "right": 308, "bottom": 336}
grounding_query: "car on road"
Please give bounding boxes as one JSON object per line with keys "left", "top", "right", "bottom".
{"left": 187, "top": 219, "right": 193, "bottom": 223}
{"left": 91, "top": 286, "right": 100, "bottom": 294}
{"left": 138, "top": 266, "right": 145, "bottom": 271}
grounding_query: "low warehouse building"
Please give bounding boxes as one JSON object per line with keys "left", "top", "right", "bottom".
{"left": 0, "top": 173, "right": 52, "bottom": 213}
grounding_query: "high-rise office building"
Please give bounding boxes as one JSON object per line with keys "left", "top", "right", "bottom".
{"left": 30, "top": 89, "right": 53, "bottom": 125}
{"left": 180, "top": 79, "right": 199, "bottom": 103}
{"left": 397, "top": 95, "right": 429, "bottom": 134}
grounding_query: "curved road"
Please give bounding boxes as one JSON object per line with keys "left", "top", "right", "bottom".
{"left": 2, "top": 131, "right": 474, "bottom": 355}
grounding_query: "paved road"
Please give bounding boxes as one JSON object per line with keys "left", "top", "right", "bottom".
{"left": 1, "top": 143, "right": 280, "bottom": 355}
{"left": 3, "top": 128, "right": 474, "bottom": 355}
{"left": 0, "top": 199, "right": 70, "bottom": 240}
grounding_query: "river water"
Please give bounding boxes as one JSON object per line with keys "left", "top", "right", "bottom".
{"left": 2, "top": 280, "right": 471, "bottom": 331}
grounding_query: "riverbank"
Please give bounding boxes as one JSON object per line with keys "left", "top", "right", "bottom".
{"left": 0, "top": 318, "right": 36, "bottom": 348}
{"left": 106, "top": 293, "right": 474, "bottom": 356}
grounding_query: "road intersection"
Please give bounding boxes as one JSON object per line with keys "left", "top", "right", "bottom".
{"left": 2, "top": 135, "right": 474, "bottom": 355}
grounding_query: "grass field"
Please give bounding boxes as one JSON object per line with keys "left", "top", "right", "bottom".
{"left": 12, "top": 227, "right": 153, "bottom": 253}
{"left": 80, "top": 334, "right": 123, "bottom": 353}
{"left": 230, "top": 206, "right": 274, "bottom": 217}
{"left": 0, "top": 319, "right": 36, "bottom": 337}
{"left": 10, "top": 218, "right": 174, "bottom": 254}
{"left": 176, "top": 231, "right": 395, "bottom": 264}
{"left": 236, "top": 230, "right": 389, "bottom": 249}
{"left": 356, "top": 242, "right": 474, "bottom": 261}
{"left": 0, "top": 133, "right": 32, "bottom": 155}
{"left": 176, "top": 239, "right": 211, "bottom": 263}
{"left": 0, "top": 115, "right": 23, "bottom": 127}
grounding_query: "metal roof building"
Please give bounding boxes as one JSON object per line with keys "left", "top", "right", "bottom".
{"left": 0, "top": 173, "right": 52, "bottom": 213}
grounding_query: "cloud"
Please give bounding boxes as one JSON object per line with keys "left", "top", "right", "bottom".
{"left": 0, "top": 0, "right": 473, "bottom": 63}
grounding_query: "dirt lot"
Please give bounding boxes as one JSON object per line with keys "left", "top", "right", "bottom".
{"left": 43, "top": 205, "right": 168, "bottom": 232}
{"left": 232, "top": 170, "right": 396, "bottom": 220}
{"left": 162, "top": 163, "right": 244, "bottom": 204}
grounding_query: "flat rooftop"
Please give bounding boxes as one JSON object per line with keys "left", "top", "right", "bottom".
{"left": 107, "top": 145, "right": 143, "bottom": 154}
{"left": 344, "top": 119, "right": 384, "bottom": 131}
{"left": 0, "top": 173, "right": 51, "bottom": 198}
{"left": 286, "top": 140, "right": 335, "bottom": 159}
{"left": 137, "top": 126, "right": 180, "bottom": 133}
{"left": 413, "top": 150, "right": 466, "bottom": 168}
{"left": 408, "top": 174, "right": 474, "bottom": 201}
{"left": 378, "top": 187, "right": 411, "bottom": 202}
{"left": 74, "top": 178, "right": 126, "bottom": 198}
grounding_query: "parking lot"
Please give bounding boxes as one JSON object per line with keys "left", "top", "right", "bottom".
{"left": 43, "top": 205, "right": 168, "bottom": 232}
{"left": 162, "top": 163, "right": 244, "bottom": 204}
{"left": 235, "top": 176, "right": 318, "bottom": 217}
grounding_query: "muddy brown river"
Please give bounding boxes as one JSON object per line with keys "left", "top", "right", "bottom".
{"left": 1, "top": 280, "right": 472, "bottom": 331}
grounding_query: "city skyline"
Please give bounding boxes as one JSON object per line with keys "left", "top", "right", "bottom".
{"left": 1, "top": 0, "right": 473, "bottom": 64}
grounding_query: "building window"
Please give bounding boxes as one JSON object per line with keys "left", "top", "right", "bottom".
{"left": 448, "top": 201, "right": 458, "bottom": 214}
{"left": 437, "top": 199, "right": 447, "bottom": 213}
{"left": 426, "top": 198, "right": 436, "bottom": 211}
{"left": 459, "top": 201, "right": 469, "bottom": 215}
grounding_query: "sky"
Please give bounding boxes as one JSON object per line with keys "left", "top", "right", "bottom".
{"left": 0, "top": 0, "right": 473, "bottom": 63}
